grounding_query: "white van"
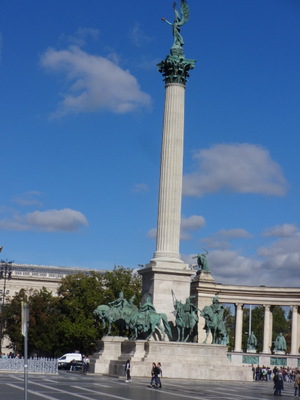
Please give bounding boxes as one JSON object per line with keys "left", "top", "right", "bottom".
{"left": 58, "top": 353, "right": 82, "bottom": 369}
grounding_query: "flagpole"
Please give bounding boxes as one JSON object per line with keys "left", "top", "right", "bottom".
{"left": 22, "top": 301, "right": 29, "bottom": 400}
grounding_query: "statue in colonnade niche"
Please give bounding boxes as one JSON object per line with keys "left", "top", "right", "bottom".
{"left": 200, "top": 295, "right": 228, "bottom": 345}
{"left": 274, "top": 332, "right": 287, "bottom": 352}
{"left": 247, "top": 331, "right": 258, "bottom": 351}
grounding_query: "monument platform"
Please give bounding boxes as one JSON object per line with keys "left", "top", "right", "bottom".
{"left": 89, "top": 336, "right": 252, "bottom": 381}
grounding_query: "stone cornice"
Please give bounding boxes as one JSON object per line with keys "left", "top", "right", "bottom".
{"left": 192, "top": 280, "right": 300, "bottom": 305}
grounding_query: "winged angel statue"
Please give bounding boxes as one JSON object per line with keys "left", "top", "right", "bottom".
{"left": 162, "top": 1, "right": 190, "bottom": 49}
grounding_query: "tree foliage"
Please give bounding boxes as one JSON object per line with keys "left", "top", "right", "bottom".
{"left": 3, "top": 266, "right": 142, "bottom": 357}
{"left": 242, "top": 305, "right": 290, "bottom": 353}
{"left": 4, "top": 288, "right": 60, "bottom": 356}
{"left": 223, "top": 306, "right": 235, "bottom": 351}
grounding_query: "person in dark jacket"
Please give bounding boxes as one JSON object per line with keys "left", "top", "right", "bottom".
{"left": 156, "top": 362, "right": 162, "bottom": 388}
{"left": 273, "top": 372, "right": 284, "bottom": 396}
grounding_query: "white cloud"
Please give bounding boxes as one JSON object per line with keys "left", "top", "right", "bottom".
{"left": 0, "top": 208, "right": 88, "bottom": 232}
{"left": 59, "top": 28, "right": 100, "bottom": 47}
{"left": 183, "top": 143, "right": 288, "bottom": 197}
{"left": 183, "top": 225, "right": 300, "bottom": 287}
{"left": 147, "top": 214, "right": 205, "bottom": 240}
{"left": 12, "top": 191, "right": 44, "bottom": 207}
{"left": 262, "top": 223, "right": 298, "bottom": 238}
{"left": 129, "top": 23, "right": 153, "bottom": 47}
{"left": 181, "top": 215, "right": 205, "bottom": 240}
{"left": 204, "top": 249, "right": 262, "bottom": 284}
{"left": 218, "top": 228, "right": 252, "bottom": 239}
{"left": 132, "top": 183, "right": 149, "bottom": 193}
{"left": 147, "top": 228, "right": 157, "bottom": 239}
{"left": 202, "top": 228, "right": 252, "bottom": 250}
{"left": 40, "top": 45, "right": 151, "bottom": 117}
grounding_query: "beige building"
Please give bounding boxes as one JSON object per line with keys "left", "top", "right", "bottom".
{"left": 0, "top": 263, "right": 99, "bottom": 301}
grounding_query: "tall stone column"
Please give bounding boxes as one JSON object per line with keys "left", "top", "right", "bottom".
{"left": 154, "top": 82, "right": 185, "bottom": 262}
{"left": 234, "top": 303, "right": 244, "bottom": 352}
{"left": 262, "top": 305, "right": 272, "bottom": 353}
{"left": 291, "top": 305, "right": 299, "bottom": 355}
{"left": 139, "top": 49, "right": 196, "bottom": 321}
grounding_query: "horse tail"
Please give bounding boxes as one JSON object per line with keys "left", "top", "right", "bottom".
{"left": 161, "top": 313, "right": 172, "bottom": 339}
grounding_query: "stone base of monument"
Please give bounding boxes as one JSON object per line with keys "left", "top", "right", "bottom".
{"left": 89, "top": 336, "right": 252, "bottom": 381}
{"left": 246, "top": 349, "right": 257, "bottom": 353}
{"left": 89, "top": 336, "right": 128, "bottom": 374}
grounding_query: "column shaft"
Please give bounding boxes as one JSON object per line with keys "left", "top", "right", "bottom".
{"left": 262, "top": 305, "right": 272, "bottom": 353}
{"left": 154, "top": 83, "right": 185, "bottom": 262}
{"left": 234, "top": 303, "right": 244, "bottom": 352}
{"left": 291, "top": 306, "right": 299, "bottom": 355}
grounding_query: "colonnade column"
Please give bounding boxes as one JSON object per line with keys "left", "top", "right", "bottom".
{"left": 262, "top": 305, "right": 272, "bottom": 353}
{"left": 234, "top": 303, "right": 244, "bottom": 352}
{"left": 291, "top": 305, "right": 299, "bottom": 355}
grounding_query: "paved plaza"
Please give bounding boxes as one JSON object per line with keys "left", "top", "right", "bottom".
{"left": 0, "top": 371, "right": 297, "bottom": 400}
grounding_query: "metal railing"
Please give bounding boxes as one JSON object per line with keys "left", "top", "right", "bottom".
{"left": 0, "top": 357, "right": 58, "bottom": 374}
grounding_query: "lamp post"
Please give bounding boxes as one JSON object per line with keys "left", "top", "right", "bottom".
{"left": 0, "top": 247, "right": 13, "bottom": 354}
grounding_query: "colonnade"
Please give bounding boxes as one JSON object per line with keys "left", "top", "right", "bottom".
{"left": 233, "top": 303, "right": 299, "bottom": 354}
{"left": 191, "top": 271, "right": 300, "bottom": 355}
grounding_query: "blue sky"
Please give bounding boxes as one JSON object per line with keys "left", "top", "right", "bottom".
{"left": 0, "top": 0, "right": 299, "bottom": 287}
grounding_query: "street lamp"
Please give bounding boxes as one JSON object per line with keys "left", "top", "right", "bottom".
{"left": 0, "top": 247, "right": 13, "bottom": 354}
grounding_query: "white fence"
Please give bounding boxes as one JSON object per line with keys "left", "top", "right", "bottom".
{"left": 0, "top": 358, "right": 58, "bottom": 374}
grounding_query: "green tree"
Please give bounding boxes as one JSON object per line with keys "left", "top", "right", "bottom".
{"left": 244, "top": 305, "right": 289, "bottom": 353}
{"left": 102, "top": 266, "right": 142, "bottom": 306}
{"left": 56, "top": 266, "right": 142, "bottom": 354}
{"left": 56, "top": 271, "right": 106, "bottom": 355}
{"left": 223, "top": 306, "right": 235, "bottom": 351}
{"left": 4, "top": 266, "right": 142, "bottom": 356}
{"left": 4, "top": 288, "right": 60, "bottom": 357}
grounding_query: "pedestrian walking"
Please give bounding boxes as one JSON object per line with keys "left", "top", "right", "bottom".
{"left": 149, "top": 362, "right": 160, "bottom": 388}
{"left": 294, "top": 369, "right": 300, "bottom": 397}
{"left": 82, "top": 355, "right": 90, "bottom": 373}
{"left": 157, "top": 362, "right": 162, "bottom": 388}
{"left": 125, "top": 360, "right": 131, "bottom": 382}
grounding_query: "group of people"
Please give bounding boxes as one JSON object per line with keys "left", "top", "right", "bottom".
{"left": 273, "top": 368, "right": 300, "bottom": 397}
{"left": 70, "top": 355, "right": 90, "bottom": 373}
{"left": 253, "top": 365, "right": 273, "bottom": 381}
{"left": 149, "top": 362, "right": 162, "bottom": 388}
{"left": 125, "top": 360, "right": 162, "bottom": 388}
{"left": 253, "top": 365, "right": 300, "bottom": 397}
{"left": 0, "top": 352, "right": 21, "bottom": 358}
{"left": 254, "top": 365, "right": 300, "bottom": 382}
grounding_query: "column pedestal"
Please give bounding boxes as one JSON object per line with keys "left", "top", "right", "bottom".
{"left": 139, "top": 260, "right": 193, "bottom": 323}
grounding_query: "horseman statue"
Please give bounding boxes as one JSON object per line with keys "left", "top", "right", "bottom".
{"left": 172, "top": 291, "right": 199, "bottom": 342}
{"left": 200, "top": 296, "right": 228, "bottom": 345}
{"left": 94, "top": 292, "right": 172, "bottom": 341}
